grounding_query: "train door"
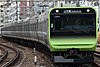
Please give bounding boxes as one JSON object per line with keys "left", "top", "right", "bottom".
{"left": 36, "top": 18, "right": 39, "bottom": 41}
{"left": 42, "top": 22, "right": 44, "bottom": 42}
{"left": 35, "top": 21, "right": 38, "bottom": 41}
{"left": 30, "top": 24, "right": 33, "bottom": 39}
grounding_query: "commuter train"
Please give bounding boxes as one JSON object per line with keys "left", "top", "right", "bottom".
{"left": 1, "top": 7, "right": 97, "bottom": 64}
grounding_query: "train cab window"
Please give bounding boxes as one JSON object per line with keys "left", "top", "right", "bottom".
{"left": 54, "top": 20, "right": 61, "bottom": 30}
{"left": 50, "top": 8, "right": 96, "bottom": 37}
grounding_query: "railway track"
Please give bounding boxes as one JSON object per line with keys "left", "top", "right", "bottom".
{"left": 1, "top": 38, "right": 100, "bottom": 67}
{"left": 53, "top": 46, "right": 100, "bottom": 67}
{"left": 0, "top": 43, "right": 20, "bottom": 67}
{"left": 0, "top": 38, "right": 53, "bottom": 67}
{"left": 94, "top": 46, "right": 100, "bottom": 67}
{"left": 0, "top": 47, "right": 8, "bottom": 62}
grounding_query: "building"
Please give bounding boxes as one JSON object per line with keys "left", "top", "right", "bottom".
{"left": 0, "top": 0, "right": 34, "bottom": 25}
{"left": 20, "top": 0, "right": 34, "bottom": 19}
{"left": 0, "top": 1, "right": 6, "bottom": 26}
{"left": 0, "top": 0, "right": 99, "bottom": 26}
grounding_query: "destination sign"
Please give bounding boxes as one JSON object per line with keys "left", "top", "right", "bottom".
{"left": 63, "top": 10, "right": 82, "bottom": 13}
{"left": 50, "top": 8, "right": 95, "bottom": 14}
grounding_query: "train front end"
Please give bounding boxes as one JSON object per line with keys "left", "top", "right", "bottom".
{"left": 48, "top": 7, "right": 97, "bottom": 63}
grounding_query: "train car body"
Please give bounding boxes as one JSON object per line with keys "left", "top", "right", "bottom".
{"left": 1, "top": 11, "right": 49, "bottom": 47}
{"left": 1, "top": 7, "right": 97, "bottom": 63}
{"left": 49, "top": 7, "right": 97, "bottom": 63}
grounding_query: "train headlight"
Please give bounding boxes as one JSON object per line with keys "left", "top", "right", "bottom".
{"left": 87, "top": 9, "right": 90, "bottom": 12}
{"left": 69, "top": 10, "right": 71, "bottom": 12}
{"left": 51, "top": 23, "right": 53, "bottom": 28}
{"left": 56, "top": 10, "right": 59, "bottom": 13}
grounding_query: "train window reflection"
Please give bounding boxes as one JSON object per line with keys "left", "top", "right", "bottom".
{"left": 50, "top": 14, "right": 96, "bottom": 36}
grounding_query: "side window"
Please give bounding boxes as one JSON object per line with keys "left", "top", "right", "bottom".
{"left": 23, "top": 24, "right": 25, "bottom": 31}
{"left": 31, "top": 24, "right": 32, "bottom": 31}
{"left": 33, "top": 24, "right": 34, "bottom": 31}
{"left": 24, "top": 25, "right": 25, "bottom": 31}
{"left": 34, "top": 24, "right": 35, "bottom": 31}
{"left": 26, "top": 25, "right": 27, "bottom": 31}
{"left": 27, "top": 25, "right": 28, "bottom": 31}
{"left": 25, "top": 25, "right": 27, "bottom": 31}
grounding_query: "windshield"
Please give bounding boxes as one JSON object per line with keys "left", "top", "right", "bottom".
{"left": 50, "top": 8, "right": 96, "bottom": 37}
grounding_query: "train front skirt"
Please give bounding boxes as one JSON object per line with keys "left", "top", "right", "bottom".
{"left": 54, "top": 55, "right": 94, "bottom": 63}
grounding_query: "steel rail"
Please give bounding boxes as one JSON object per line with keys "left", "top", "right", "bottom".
{"left": 0, "top": 44, "right": 20, "bottom": 67}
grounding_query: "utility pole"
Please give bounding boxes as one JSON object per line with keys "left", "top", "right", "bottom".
{"left": 98, "top": 0, "right": 100, "bottom": 24}
{"left": 16, "top": 0, "right": 18, "bottom": 23}
{"left": 76, "top": 0, "right": 80, "bottom": 7}
{"left": 97, "top": 0, "right": 100, "bottom": 31}
{"left": 99, "top": 0, "right": 100, "bottom": 16}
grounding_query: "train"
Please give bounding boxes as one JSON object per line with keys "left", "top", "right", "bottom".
{"left": 1, "top": 7, "right": 97, "bottom": 65}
